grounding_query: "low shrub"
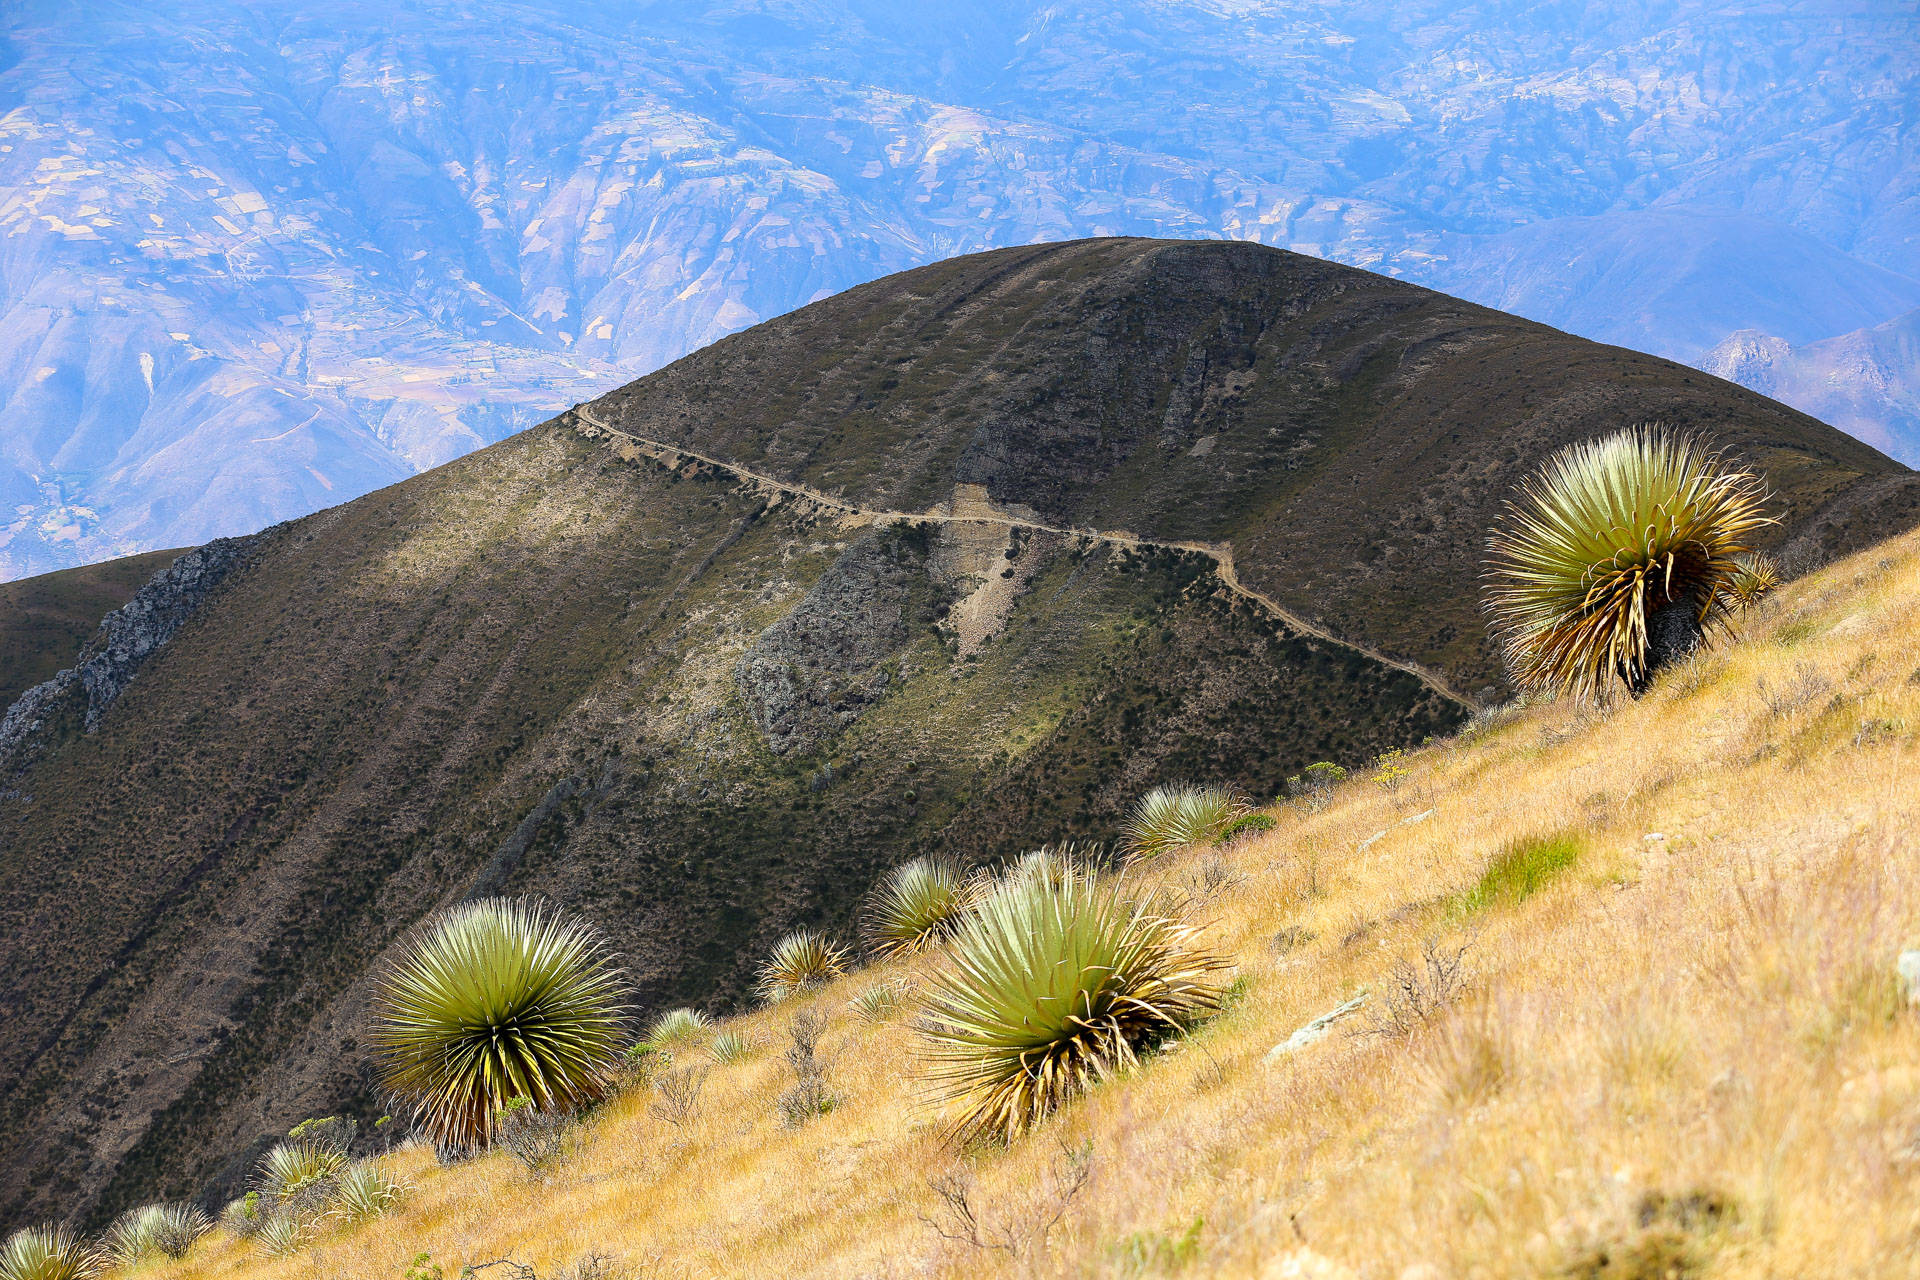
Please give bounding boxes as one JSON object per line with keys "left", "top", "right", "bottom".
{"left": 0, "top": 1225, "right": 101, "bottom": 1280}
{"left": 495, "top": 1097, "right": 573, "bottom": 1179}
{"left": 1212, "top": 813, "right": 1275, "bottom": 846}
{"left": 918, "top": 864, "right": 1229, "bottom": 1141}
{"left": 756, "top": 929, "right": 849, "bottom": 1003}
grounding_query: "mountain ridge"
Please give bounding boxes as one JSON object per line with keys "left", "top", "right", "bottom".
{"left": 0, "top": 237, "right": 1915, "bottom": 1231}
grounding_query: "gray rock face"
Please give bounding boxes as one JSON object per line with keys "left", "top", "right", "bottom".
{"left": 0, "top": 537, "right": 257, "bottom": 768}
{"left": 737, "top": 530, "right": 934, "bottom": 756}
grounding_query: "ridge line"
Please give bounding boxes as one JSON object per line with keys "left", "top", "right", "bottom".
{"left": 571, "top": 408, "right": 1471, "bottom": 710}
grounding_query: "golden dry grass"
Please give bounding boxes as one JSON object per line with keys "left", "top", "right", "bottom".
{"left": 144, "top": 528, "right": 1920, "bottom": 1280}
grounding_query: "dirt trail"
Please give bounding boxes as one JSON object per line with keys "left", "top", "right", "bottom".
{"left": 572, "top": 408, "right": 1471, "bottom": 709}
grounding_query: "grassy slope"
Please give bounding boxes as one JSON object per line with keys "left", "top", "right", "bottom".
{"left": 0, "top": 549, "right": 182, "bottom": 709}
{"left": 148, "top": 524, "right": 1920, "bottom": 1280}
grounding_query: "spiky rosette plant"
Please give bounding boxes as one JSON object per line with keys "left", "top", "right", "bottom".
{"left": 1119, "top": 785, "right": 1248, "bottom": 859}
{"left": 257, "top": 1139, "right": 346, "bottom": 1205}
{"left": 864, "top": 858, "right": 974, "bottom": 957}
{"left": 329, "top": 1160, "right": 403, "bottom": 1224}
{"left": 756, "top": 929, "right": 849, "bottom": 1003}
{"left": 1485, "top": 427, "right": 1774, "bottom": 699}
{"left": 370, "top": 897, "right": 630, "bottom": 1151}
{"left": 645, "top": 1007, "right": 708, "bottom": 1047}
{"left": 0, "top": 1226, "right": 101, "bottom": 1280}
{"left": 1725, "top": 551, "right": 1781, "bottom": 609}
{"left": 918, "top": 865, "right": 1230, "bottom": 1142}
{"left": 105, "top": 1203, "right": 208, "bottom": 1268}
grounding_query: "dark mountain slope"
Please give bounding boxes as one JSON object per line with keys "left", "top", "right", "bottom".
{"left": 0, "top": 238, "right": 1912, "bottom": 1230}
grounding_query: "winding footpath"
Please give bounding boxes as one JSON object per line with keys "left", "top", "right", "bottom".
{"left": 572, "top": 407, "right": 1470, "bottom": 710}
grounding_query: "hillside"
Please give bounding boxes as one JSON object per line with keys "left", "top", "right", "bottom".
{"left": 0, "top": 238, "right": 1916, "bottom": 1233}
{"left": 0, "top": 549, "right": 181, "bottom": 710}
{"left": 135, "top": 506, "right": 1920, "bottom": 1280}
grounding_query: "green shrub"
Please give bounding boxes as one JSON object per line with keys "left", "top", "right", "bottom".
{"left": 645, "top": 1007, "right": 708, "bottom": 1047}
{"left": 370, "top": 897, "right": 630, "bottom": 1150}
{"left": 1455, "top": 834, "right": 1584, "bottom": 915}
{"left": 918, "top": 865, "right": 1229, "bottom": 1141}
{"left": 756, "top": 929, "right": 849, "bottom": 1003}
{"left": 1286, "top": 763, "right": 1348, "bottom": 808}
{"left": 1213, "top": 813, "right": 1276, "bottom": 846}
{"left": 330, "top": 1160, "right": 402, "bottom": 1223}
{"left": 0, "top": 1225, "right": 101, "bottom": 1280}
{"left": 1119, "top": 785, "right": 1248, "bottom": 859}
{"left": 1485, "top": 427, "right": 1773, "bottom": 698}
{"left": 864, "top": 857, "right": 972, "bottom": 957}
{"left": 220, "top": 1192, "right": 265, "bottom": 1239}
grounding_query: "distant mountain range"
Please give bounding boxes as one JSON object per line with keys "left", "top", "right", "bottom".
{"left": 3, "top": 0, "right": 1916, "bottom": 579}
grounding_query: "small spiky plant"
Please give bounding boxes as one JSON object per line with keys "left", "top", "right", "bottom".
{"left": 1119, "top": 785, "right": 1248, "bottom": 859}
{"left": 849, "top": 981, "right": 904, "bottom": 1023}
{"left": 252, "top": 1212, "right": 310, "bottom": 1259}
{"left": 148, "top": 1203, "right": 211, "bottom": 1261}
{"left": 756, "top": 929, "right": 849, "bottom": 1003}
{"left": 1725, "top": 551, "right": 1781, "bottom": 609}
{"left": 708, "top": 1030, "right": 753, "bottom": 1063}
{"left": 1485, "top": 427, "right": 1774, "bottom": 698}
{"left": 918, "top": 865, "right": 1229, "bottom": 1141}
{"left": 330, "top": 1160, "right": 403, "bottom": 1223}
{"left": 645, "top": 1007, "right": 708, "bottom": 1047}
{"left": 864, "top": 858, "right": 973, "bottom": 957}
{"left": 220, "top": 1193, "right": 265, "bottom": 1239}
{"left": 370, "top": 897, "right": 630, "bottom": 1150}
{"left": 1002, "top": 842, "right": 1102, "bottom": 889}
{"left": 257, "top": 1139, "right": 346, "bottom": 1205}
{"left": 0, "top": 1225, "right": 101, "bottom": 1280}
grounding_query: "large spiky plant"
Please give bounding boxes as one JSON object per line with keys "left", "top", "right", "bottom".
{"left": 0, "top": 1226, "right": 101, "bottom": 1280}
{"left": 756, "top": 929, "right": 849, "bottom": 1003}
{"left": 864, "top": 858, "right": 973, "bottom": 957}
{"left": 370, "top": 897, "right": 630, "bottom": 1150}
{"left": 1119, "top": 785, "right": 1248, "bottom": 859}
{"left": 1485, "top": 427, "right": 1774, "bottom": 699}
{"left": 918, "top": 865, "right": 1230, "bottom": 1142}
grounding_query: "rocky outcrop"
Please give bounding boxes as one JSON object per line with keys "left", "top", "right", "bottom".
{"left": 0, "top": 537, "right": 257, "bottom": 769}
{"left": 737, "top": 528, "right": 941, "bottom": 756}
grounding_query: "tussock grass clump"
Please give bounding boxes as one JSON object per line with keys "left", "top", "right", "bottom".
{"left": 918, "top": 865, "right": 1230, "bottom": 1141}
{"left": 1486, "top": 427, "right": 1773, "bottom": 698}
{"left": 370, "top": 897, "right": 630, "bottom": 1150}
{"left": 645, "top": 1007, "right": 708, "bottom": 1047}
{"left": 0, "top": 1225, "right": 101, "bottom": 1280}
{"left": 1454, "top": 833, "right": 1584, "bottom": 915}
{"left": 1120, "top": 784, "right": 1248, "bottom": 859}
{"left": 756, "top": 929, "right": 849, "bottom": 1003}
{"left": 864, "top": 857, "right": 973, "bottom": 956}
{"left": 330, "top": 1160, "right": 403, "bottom": 1223}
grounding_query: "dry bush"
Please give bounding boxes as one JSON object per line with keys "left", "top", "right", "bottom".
{"left": 648, "top": 1067, "right": 707, "bottom": 1129}
{"left": 776, "top": 1007, "right": 837, "bottom": 1127}
{"left": 923, "top": 1139, "right": 1094, "bottom": 1261}
{"left": 1361, "top": 937, "right": 1472, "bottom": 1039}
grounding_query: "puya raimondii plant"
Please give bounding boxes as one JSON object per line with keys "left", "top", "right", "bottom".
{"left": 1484, "top": 426, "right": 1773, "bottom": 699}
{"left": 371, "top": 897, "right": 630, "bottom": 1150}
{"left": 917, "top": 858, "right": 1229, "bottom": 1141}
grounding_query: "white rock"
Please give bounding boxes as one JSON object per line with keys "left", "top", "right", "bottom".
{"left": 1264, "top": 994, "right": 1367, "bottom": 1062}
